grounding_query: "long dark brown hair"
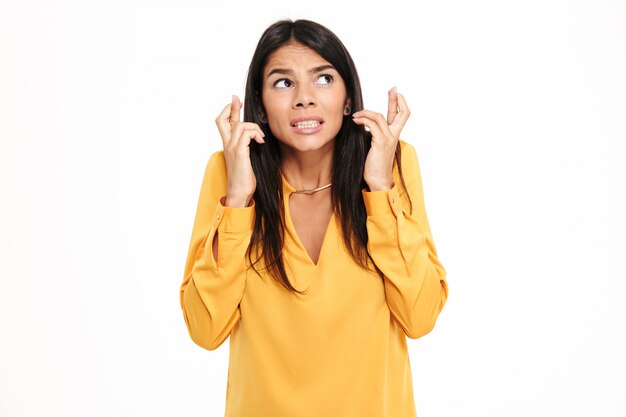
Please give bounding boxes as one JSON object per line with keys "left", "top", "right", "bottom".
{"left": 243, "top": 19, "right": 409, "bottom": 293}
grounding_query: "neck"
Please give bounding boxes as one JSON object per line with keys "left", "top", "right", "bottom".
{"left": 279, "top": 143, "right": 333, "bottom": 190}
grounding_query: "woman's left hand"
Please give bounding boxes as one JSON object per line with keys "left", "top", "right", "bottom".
{"left": 352, "top": 87, "right": 411, "bottom": 191}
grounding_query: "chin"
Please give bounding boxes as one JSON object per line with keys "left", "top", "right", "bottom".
{"left": 286, "top": 136, "right": 335, "bottom": 152}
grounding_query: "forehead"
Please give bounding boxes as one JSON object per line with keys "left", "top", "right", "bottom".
{"left": 263, "top": 42, "right": 331, "bottom": 77}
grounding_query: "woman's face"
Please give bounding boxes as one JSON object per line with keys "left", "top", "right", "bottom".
{"left": 261, "top": 41, "right": 349, "bottom": 153}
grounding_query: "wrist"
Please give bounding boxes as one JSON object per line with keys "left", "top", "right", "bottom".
{"left": 224, "top": 194, "right": 253, "bottom": 208}
{"left": 365, "top": 181, "right": 394, "bottom": 192}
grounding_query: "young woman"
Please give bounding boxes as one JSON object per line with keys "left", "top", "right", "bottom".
{"left": 179, "top": 18, "right": 449, "bottom": 417}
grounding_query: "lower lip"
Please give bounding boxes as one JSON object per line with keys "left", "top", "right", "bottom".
{"left": 291, "top": 122, "right": 323, "bottom": 135}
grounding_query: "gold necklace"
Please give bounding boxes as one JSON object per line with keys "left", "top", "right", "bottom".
{"left": 292, "top": 182, "right": 332, "bottom": 195}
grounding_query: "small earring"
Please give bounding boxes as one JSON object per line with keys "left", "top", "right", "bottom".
{"left": 343, "top": 105, "right": 351, "bottom": 116}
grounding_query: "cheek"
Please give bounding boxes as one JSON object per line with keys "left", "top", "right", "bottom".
{"left": 328, "top": 99, "right": 346, "bottom": 122}
{"left": 263, "top": 96, "right": 288, "bottom": 122}
{"left": 262, "top": 98, "right": 289, "bottom": 138}
{"left": 328, "top": 90, "right": 347, "bottom": 113}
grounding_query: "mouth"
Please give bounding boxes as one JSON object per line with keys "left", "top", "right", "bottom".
{"left": 292, "top": 120, "right": 323, "bottom": 129}
{"left": 290, "top": 118, "right": 324, "bottom": 135}
{"left": 290, "top": 116, "right": 324, "bottom": 128}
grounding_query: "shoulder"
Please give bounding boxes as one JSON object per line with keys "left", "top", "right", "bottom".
{"left": 394, "top": 140, "right": 423, "bottom": 209}
{"left": 203, "top": 150, "right": 227, "bottom": 181}
{"left": 399, "top": 139, "right": 418, "bottom": 164}
{"left": 205, "top": 150, "right": 226, "bottom": 171}
{"left": 198, "top": 150, "right": 228, "bottom": 199}
{"left": 397, "top": 139, "right": 420, "bottom": 176}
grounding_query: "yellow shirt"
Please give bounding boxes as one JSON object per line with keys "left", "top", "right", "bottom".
{"left": 179, "top": 140, "right": 449, "bottom": 417}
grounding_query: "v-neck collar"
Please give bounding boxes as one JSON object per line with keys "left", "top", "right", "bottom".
{"left": 281, "top": 174, "right": 334, "bottom": 267}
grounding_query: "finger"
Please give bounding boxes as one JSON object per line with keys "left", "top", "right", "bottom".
{"left": 352, "top": 116, "right": 391, "bottom": 145}
{"left": 234, "top": 125, "right": 266, "bottom": 149}
{"left": 386, "top": 86, "right": 399, "bottom": 125}
{"left": 216, "top": 103, "right": 233, "bottom": 146}
{"left": 389, "top": 92, "right": 411, "bottom": 137}
{"left": 229, "top": 95, "right": 241, "bottom": 126}
{"left": 230, "top": 122, "right": 265, "bottom": 148}
{"left": 394, "top": 92, "right": 410, "bottom": 121}
{"left": 352, "top": 110, "right": 395, "bottom": 140}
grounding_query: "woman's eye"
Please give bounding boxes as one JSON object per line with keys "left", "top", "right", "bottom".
{"left": 274, "top": 79, "right": 293, "bottom": 88}
{"left": 316, "top": 74, "right": 333, "bottom": 85}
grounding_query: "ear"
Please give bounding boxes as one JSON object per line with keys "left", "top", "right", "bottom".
{"left": 343, "top": 98, "right": 353, "bottom": 116}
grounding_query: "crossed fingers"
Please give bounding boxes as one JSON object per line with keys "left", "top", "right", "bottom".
{"left": 352, "top": 87, "right": 410, "bottom": 142}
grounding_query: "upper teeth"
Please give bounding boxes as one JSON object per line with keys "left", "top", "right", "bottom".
{"left": 295, "top": 120, "right": 320, "bottom": 128}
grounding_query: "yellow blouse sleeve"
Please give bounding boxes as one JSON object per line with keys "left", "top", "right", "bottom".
{"left": 361, "top": 141, "right": 449, "bottom": 339}
{"left": 179, "top": 151, "right": 255, "bottom": 350}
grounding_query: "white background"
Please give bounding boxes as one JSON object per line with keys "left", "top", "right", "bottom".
{"left": 1, "top": 0, "right": 624, "bottom": 416}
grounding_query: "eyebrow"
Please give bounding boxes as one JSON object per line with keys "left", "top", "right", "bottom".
{"left": 266, "top": 64, "right": 336, "bottom": 78}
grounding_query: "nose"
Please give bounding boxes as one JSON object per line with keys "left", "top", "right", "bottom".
{"left": 292, "top": 84, "right": 316, "bottom": 109}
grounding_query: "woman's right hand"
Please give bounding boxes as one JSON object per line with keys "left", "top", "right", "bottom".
{"left": 215, "top": 95, "right": 265, "bottom": 207}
